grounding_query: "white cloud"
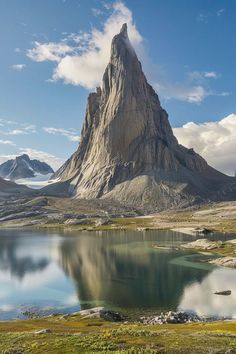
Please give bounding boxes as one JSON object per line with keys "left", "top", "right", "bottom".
{"left": 19, "top": 148, "right": 64, "bottom": 170}
{"left": 4, "top": 124, "right": 36, "bottom": 135}
{"left": 27, "top": 42, "right": 74, "bottom": 62}
{"left": 217, "top": 8, "right": 225, "bottom": 17}
{"left": 27, "top": 1, "right": 229, "bottom": 103}
{"left": 188, "top": 71, "right": 219, "bottom": 81}
{"left": 0, "top": 154, "right": 18, "bottom": 165}
{"left": 204, "top": 71, "right": 218, "bottom": 78}
{"left": 155, "top": 82, "right": 207, "bottom": 103}
{"left": 43, "top": 127, "right": 80, "bottom": 142}
{"left": 0, "top": 139, "right": 15, "bottom": 146}
{"left": 15, "top": 48, "right": 21, "bottom": 53}
{"left": 12, "top": 64, "right": 26, "bottom": 71}
{"left": 154, "top": 69, "right": 229, "bottom": 103}
{"left": 174, "top": 114, "right": 236, "bottom": 176}
{"left": 0, "top": 124, "right": 36, "bottom": 136}
{"left": 27, "top": 1, "right": 143, "bottom": 89}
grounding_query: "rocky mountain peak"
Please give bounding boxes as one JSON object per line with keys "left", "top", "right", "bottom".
{"left": 120, "top": 23, "right": 128, "bottom": 36}
{"left": 16, "top": 154, "right": 30, "bottom": 162}
{"left": 0, "top": 154, "right": 54, "bottom": 181}
{"left": 49, "top": 24, "right": 236, "bottom": 211}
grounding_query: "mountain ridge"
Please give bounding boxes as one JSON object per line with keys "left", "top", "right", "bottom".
{"left": 0, "top": 154, "right": 54, "bottom": 181}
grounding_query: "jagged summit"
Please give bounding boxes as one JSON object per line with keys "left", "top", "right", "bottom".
{"left": 120, "top": 22, "right": 128, "bottom": 36}
{"left": 49, "top": 24, "right": 236, "bottom": 211}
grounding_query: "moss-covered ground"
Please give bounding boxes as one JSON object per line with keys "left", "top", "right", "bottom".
{"left": 1, "top": 315, "right": 236, "bottom": 353}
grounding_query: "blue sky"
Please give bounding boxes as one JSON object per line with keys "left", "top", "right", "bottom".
{"left": 0, "top": 0, "right": 235, "bottom": 173}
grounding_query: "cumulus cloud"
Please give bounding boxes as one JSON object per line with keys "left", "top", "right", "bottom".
{"left": 12, "top": 64, "right": 26, "bottom": 71}
{"left": 43, "top": 127, "right": 80, "bottom": 142}
{"left": 27, "top": 1, "right": 229, "bottom": 103}
{"left": 174, "top": 114, "right": 236, "bottom": 176}
{"left": 27, "top": 42, "right": 74, "bottom": 62}
{"left": 27, "top": 1, "right": 143, "bottom": 89}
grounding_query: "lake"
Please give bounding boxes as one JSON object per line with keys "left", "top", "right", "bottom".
{"left": 0, "top": 228, "right": 236, "bottom": 320}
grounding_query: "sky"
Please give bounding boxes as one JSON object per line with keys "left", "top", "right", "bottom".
{"left": 0, "top": 0, "right": 235, "bottom": 175}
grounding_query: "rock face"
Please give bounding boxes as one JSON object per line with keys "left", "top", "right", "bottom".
{"left": 49, "top": 24, "right": 236, "bottom": 211}
{"left": 0, "top": 154, "right": 54, "bottom": 180}
{"left": 182, "top": 239, "right": 223, "bottom": 250}
{"left": 210, "top": 257, "right": 236, "bottom": 268}
{"left": 0, "top": 177, "right": 32, "bottom": 196}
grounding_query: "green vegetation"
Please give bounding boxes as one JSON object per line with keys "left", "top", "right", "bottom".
{"left": 1, "top": 315, "right": 236, "bottom": 353}
{"left": 1, "top": 197, "right": 236, "bottom": 233}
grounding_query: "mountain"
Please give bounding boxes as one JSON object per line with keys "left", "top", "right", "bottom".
{"left": 0, "top": 177, "right": 32, "bottom": 196}
{"left": 0, "top": 154, "right": 54, "bottom": 181}
{"left": 49, "top": 24, "right": 236, "bottom": 211}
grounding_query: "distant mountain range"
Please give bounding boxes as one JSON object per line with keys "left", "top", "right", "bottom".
{"left": 0, "top": 154, "right": 54, "bottom": 181}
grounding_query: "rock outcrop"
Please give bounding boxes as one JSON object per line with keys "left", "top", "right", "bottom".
{"left": 210, "top": 257, "right": 236, "bottom": 268}
{"left": 48, "top": 24, "right": 236, "bottom": 211}
{"left": 0, "top": 154, "right": 54, "bottom": 181}
{"left": 182, "top": 239, "right": 223, "bottom": 250}
{"left": 0, "top": 177, "right": 33, "bottom": 196}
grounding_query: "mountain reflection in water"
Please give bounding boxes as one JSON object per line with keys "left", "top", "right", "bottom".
{"left": 0, "top": 229, "right": 235, "bottom": 319}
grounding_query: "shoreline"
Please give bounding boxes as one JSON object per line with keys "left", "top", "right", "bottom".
{"left": 0, "top": 197, "right": 236, "bottom": 233}
{"left": 1, "top": 220, "right": 236, "bottom": 234}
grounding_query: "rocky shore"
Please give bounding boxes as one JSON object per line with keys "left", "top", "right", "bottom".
{"left": 140, "top": 311, "right": 224, "bottom": 325}
{"left": 21, "top": 307, "right": 233, "bottom": 326}
{"left": 180, "top": 238, "right": 236, "bottom": 268}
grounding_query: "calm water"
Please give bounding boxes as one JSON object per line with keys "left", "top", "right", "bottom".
{"left": 0, "top": 228, "right": 236, "bottom": 320}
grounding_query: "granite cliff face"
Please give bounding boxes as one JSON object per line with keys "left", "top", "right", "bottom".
{"left": 50, "top": 24, "right": 236, "bottom": 211}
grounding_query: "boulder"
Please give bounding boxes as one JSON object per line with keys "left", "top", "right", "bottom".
{"left": 182, "top": 239, "right": 222, "bottom": 250}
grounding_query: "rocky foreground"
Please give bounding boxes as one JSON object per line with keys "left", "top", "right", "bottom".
{"left": 1, "top": 308, "right": 236, "bottom": 354}
{"left": 1, "top": 194, "right": 236, "bottom": 235}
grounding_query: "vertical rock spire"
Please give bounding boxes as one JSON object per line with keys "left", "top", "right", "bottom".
{"left": 49, "top": 24, "right": 236, "bottom": 211}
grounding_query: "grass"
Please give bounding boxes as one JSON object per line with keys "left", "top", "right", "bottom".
{"left": 215, "top": 220, "right": 236, "bottom": 233}
{"left": 1, "top": 315, "right": 236, "bottom": 353}
{"left": 2, "top": 198, "right": 236, "bottom": 233}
